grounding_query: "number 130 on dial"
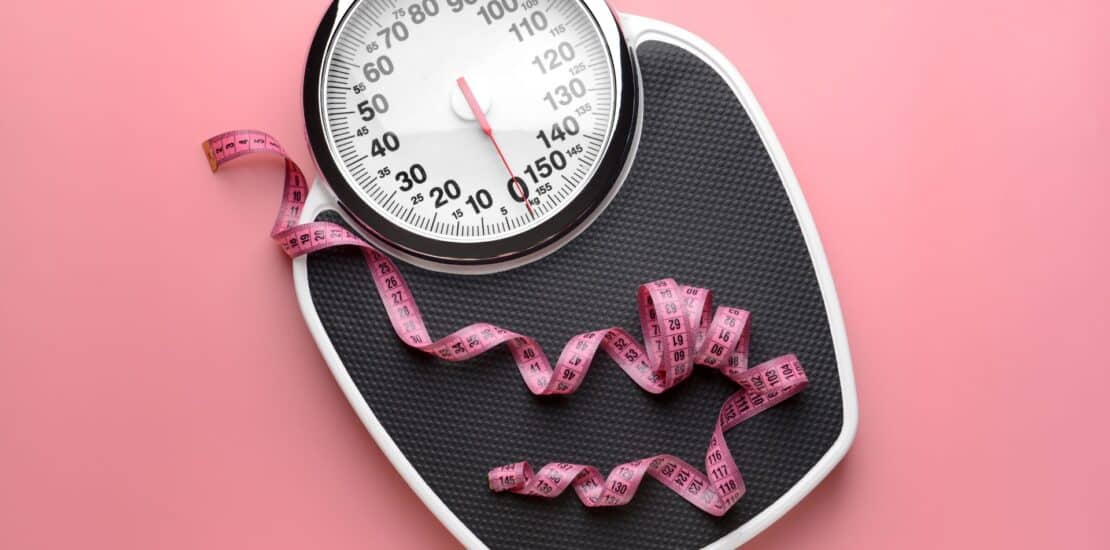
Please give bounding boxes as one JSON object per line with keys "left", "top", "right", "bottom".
{"left": 305, "top": 0, "right": 641, "bottom": 270}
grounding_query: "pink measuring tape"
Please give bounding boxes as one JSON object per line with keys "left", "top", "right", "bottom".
{"left": 204, "top": 129, "right": 809, "bottom": 516}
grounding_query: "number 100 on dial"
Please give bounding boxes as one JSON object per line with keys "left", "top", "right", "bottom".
{"left": 305, "top": 0, "right": 640, "bottom": 268}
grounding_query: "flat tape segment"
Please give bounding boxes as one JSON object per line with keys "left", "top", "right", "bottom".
{"left": 306, "top": 41, "right": 843, "bottom": 549}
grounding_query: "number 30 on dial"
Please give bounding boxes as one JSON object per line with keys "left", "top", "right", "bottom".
{"left": 304, "top": 0, "right": 641, "bottom": 271}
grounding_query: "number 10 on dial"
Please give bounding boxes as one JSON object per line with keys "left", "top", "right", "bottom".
{"left": 304, "top": 0, "right": 641, "bottom": 270}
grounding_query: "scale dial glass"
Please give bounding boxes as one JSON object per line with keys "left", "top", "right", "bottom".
{"left": 309, "top": 0, "right": 636, "bottom": 266}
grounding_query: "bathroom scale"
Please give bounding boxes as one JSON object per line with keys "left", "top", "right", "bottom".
{"left": 284, "top": 1, "right": 859, "bottom": 548}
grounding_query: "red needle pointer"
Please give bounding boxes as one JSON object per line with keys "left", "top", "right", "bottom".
{"left": 456, "top": 76, "right": 534, "bottom": 217}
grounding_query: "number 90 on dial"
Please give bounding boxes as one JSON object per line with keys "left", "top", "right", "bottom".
{"left": 304, "top": 0, "right": 641, "bottom": 271}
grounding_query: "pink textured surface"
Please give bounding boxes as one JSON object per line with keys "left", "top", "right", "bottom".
{"left": 1, "top": 0, "right": 1107, "bottom": 548}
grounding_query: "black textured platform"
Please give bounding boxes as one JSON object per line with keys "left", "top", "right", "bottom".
{"left": 306, "top": 41, "right": 843, "bottom": 549}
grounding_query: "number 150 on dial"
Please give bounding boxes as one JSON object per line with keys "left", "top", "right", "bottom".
{"left": 305, "top": 0, "right": 640, "bottom": 268}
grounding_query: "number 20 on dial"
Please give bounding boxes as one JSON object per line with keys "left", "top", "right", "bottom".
{"left": 304, "top": 0, "right": 641, "bottom": 270}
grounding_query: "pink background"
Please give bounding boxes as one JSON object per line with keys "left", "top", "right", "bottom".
{"left": 1, "top": 0, "right": 1107, "bottom": 548}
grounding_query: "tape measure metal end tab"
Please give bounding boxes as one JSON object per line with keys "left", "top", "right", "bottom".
{"left": 202, "top": 141, "right": 219, "bottom": 173}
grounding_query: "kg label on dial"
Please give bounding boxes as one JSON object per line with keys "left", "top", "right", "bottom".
{"left": 304, "top": 0, "right": 640, "bottom": 269}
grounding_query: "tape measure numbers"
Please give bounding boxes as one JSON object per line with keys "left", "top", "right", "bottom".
{"left": 204, "top": 129, "right": 808, "bottom": 515}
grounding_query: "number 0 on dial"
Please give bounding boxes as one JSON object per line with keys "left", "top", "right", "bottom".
{"left": 304, "top": 0, "right": 640, "bottom": 270}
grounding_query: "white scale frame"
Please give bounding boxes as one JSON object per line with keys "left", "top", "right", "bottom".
{"left": 293, "top": 12, "right": 859, "bottom": 549}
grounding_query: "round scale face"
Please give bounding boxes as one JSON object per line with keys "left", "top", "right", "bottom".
{"left": 318, "top": 0, "right": 621, "bottom": 252}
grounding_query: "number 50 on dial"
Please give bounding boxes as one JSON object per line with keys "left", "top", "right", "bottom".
{"left": 304, "top": 0, "right": 641, "bottom": 271}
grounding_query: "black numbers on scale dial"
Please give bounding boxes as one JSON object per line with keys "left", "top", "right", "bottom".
{"left": 476, "top": 0, "right": 519, "bottom": 24}
{"left": 507, "top": 177, "right": 530, "bottom": 202}
{"left": 507, "top": 177, "right": 552, "bottom": 204}
{"left": 509, "top": 11, "right": 548, "bottom": 42}
{"left": 393, "top": 0, "right": 441, "bottom": 23}
{"left": 357, "top": 93, "right": 390, "bottom": 121}
{"left": 371, "top": 132, "right": 401, "bottom": 157}
{"left": 523, "top": 150, "right": 567, "bottom": 183}
{"left": 391, "top": 169, "right": 467, "bottom": 213}
{"left": 376, "top": 22, "right": 410, "bottom": 49}
{"left": 429, "top": 179, "right": 462, "bottom": 208}
{"left": 362, "top": 55, "right": 395, "bottom": 83}
{"left": 395, "top": 163, "right": 427, "bottom": 192}
{"left": 447, "top": 0, "right": 478, "bottom": 12}
{"left": 335, "top": 0, "right": 607, "bottom": 234}
{"left": 536, "top": 116, "right": 580, "bottom": 148}
{"left": 543, "top": 78, "right": 587, "bottom": 110}
{"left": 531, "top": 42, "right": 576, "bottom": 74}
{"left": 465, "top": 189, "right": 494, "bottom": 214}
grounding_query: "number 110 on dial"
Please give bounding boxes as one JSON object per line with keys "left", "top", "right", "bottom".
{"left": 307, "top": 0, "right": 638, "bottom": 266}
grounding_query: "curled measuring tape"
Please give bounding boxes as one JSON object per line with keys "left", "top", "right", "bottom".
{"left": 203, "top": 129, "right": 808, "bottom": 516}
